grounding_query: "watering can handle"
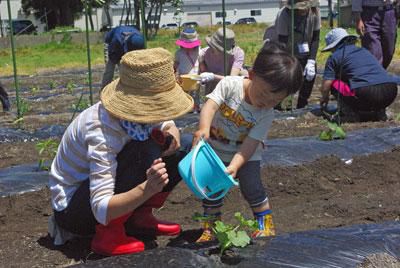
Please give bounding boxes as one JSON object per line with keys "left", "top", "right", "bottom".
{"left": 191, "top": 139, "right": 230, "bottom": 201}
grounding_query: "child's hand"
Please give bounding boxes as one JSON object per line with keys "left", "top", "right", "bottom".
{"left": 225, "top": 164, "right": 238, "bottom": 179}
{"left": 192, "top": 129, "right": 209, "bottom": 148}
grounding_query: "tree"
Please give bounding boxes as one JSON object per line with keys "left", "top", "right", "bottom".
{"left": 21, "top": 0, "right": 84, "bottom": 30}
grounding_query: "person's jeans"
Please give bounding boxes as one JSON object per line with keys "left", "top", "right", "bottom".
{"left": 54, "top": 134, "right": 192, "bottom": 235}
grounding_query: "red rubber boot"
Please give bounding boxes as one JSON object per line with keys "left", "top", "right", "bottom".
{"left": 91, "top": 213, "right": 145, "bottom": 256}
{"left": 127, "top": 192, "right": 181, "bottom": 236}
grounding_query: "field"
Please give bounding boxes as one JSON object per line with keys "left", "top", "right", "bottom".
{"left": 0, "top": 25, "right": 400, "bottom": 267}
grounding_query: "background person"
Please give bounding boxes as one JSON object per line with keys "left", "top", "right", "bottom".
{"left": 101, "top": 25, "right": 145, "bottom": 89}
{"left": 48, "top": 48, "right": 194, "bottom": 256}
{"left": 192, "top": 42, "right": 303, "bottom": 242}
{"left": 174, "top": 28, "right": 202, "bottom": 113}
{"left": 198, "top": 27, "right": 247, "bottom": 95}
{"left": 273, "top": 0, "right": 321, "bottom": 109}
{"left": 0, "top": 82, "right": 10, "bottom": 112}
{"left": 320, "top": 28, "right": 398, "bottom": 122}
{"left": 352, "top": 0, "right": 398, "bottom": 69}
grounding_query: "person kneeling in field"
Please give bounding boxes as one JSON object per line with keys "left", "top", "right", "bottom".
{"left": 320, "top": 28, "right": 399, "bottom": 122}
{"left": 192, "top": 42, "right": 303, "bottom": 241}
{"left": 48, "top": 48, "right": 194, "bottom": 256}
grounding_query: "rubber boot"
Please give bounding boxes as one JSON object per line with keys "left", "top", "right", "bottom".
{"left": 196, "top": 212, "right": 221, "bottom": 243}
{"left": 251, "top": 209, "right": 276, "bottom": 238}
{"left": 127, "top": 192, "right": 181, "bottom": 236}
{"left": 91, "top": 213, "right": 145, "bottom": 256}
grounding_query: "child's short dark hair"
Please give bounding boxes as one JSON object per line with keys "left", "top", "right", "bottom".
{"left": 253, "top": 41, "right": 303, "bottom": 95}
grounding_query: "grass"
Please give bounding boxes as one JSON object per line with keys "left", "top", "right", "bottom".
{"left": 0, "top": 23, "right": 399, "bottom": 76}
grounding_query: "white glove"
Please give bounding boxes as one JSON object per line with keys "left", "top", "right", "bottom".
{"left": 200, "top": 72, "right": 215, "bottom": 83}
{"left": 304, "top": 59, "right": 316, "bottom": 81}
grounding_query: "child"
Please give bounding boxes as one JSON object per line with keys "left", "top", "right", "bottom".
{"left": 192, "top": 42, "right": 303, "bottom": 241}
{"left": 320, "top": 28, "right": 398, "bottom": 122}
{"left": 48, "top": 48, "right": 194, "bottom": 256}
{"left": 272, "top": 0, "right": 321, "bottom": 109}
{"left": 174, "top": 28, "right": 201, "bottom": 112}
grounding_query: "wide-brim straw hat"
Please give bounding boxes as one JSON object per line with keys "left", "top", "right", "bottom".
{"left": 206, "top": 27, "right": 235, "bottom": 55}
{"left": 322, "top": 27, "right": 358, "bottom": 52}
{"left": 175, "top": 28, "right": 201, "bottom": 48}
{"left": 101, "top": 48, "right": 194, "bottom": 123}
{"left": 286, "top": 0, "right": 319, "bottom": 10}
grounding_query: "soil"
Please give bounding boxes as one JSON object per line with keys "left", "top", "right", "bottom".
{"left": 1, "top": 61, "right": 400, "bottom": 267}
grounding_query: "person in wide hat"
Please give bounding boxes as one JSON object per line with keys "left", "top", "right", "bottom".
{"left": 48, "top": 48, "right": 193, "bottom": 256}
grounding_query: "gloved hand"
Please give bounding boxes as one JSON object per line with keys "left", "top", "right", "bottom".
{"left": 303, "top": 59, "right": 316, "bottom": 81}
{"left": 200, "top": 72, "right": 215, "bottom": 83}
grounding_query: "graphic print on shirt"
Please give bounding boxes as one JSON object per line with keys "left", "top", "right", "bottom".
{"left": 212, "top": 97, "right": 256, "bottom": 144}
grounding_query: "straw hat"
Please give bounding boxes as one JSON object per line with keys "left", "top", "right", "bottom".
{"left": 322, "top": 28, "right": 358, "bottom": 52}
{"left": 286, "top": 0, "right": 318, "bottom": 10}
{"left": 175, "top": 28, "right": 201, "bottom": 48}
{"left": 206, "top": 28, "right": 235, "bottom": 55}
{"left": 101, "top": 48, "right": 194, "bottom": 123}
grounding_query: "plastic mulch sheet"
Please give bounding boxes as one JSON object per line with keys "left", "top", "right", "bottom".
{"left": 262, "top": 127, "right": 400, "bottom": 166}
{"left": 75, "top": 221, "right": 400, "bottom": 268}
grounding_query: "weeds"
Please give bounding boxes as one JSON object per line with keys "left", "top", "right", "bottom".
{"left": 48, "top": 80, "right": 57, "bottom": 90}
{"left": 36, "top": 138, "right": 59, "bottom": 171}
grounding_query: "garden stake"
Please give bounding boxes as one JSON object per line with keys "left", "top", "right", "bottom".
{"left": 84, "top": 1, "right": 93, "bottom": 105}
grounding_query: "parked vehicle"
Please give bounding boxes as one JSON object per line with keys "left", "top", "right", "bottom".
{"left": 217, "top": 21, "right": 232, "bottom": 25}
{"left": 161, "top": 23, "right": 178, "bottom": 30}
{"left": 181, "top": 21, "right": 199, "bottom": 29}
{"left": 9, "top": 20, "right": 37, "bottom": 35}
{"left": 235, "top": 17, "right": 257, "bottom": 25}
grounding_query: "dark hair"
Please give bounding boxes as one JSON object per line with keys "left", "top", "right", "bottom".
{"left": 253, "top": 41, "right": 303, "bottom": 95}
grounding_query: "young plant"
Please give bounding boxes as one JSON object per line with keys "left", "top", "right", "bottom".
{"left": 66, "top": 81, "right": 77, "bottom": 94}
{"left": 30, "top": 85, "right": 40, "bottom": 95}
{"left": 18, "top": 98, "right": 31, "bottom": 117}
{"left": 71, "top": 97, "right": 90, "bottom": 112}
{"left": 319, "top": 120, "right": 346, "bottom": 141}
{"left": 213, "top": 212, "right": 258, "bottom": 254}
{"left": 36, "top": 138, "right": 59, "bottom": 171}
{"left": 49, "top": 80, "right": 57, "bottom": 90}
{"left": 194, "top": 212, "right": 257, "bottom": 254}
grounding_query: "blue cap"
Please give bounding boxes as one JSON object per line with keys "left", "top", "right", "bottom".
{"left": 125, "top": 33, "right": 145, "bottom": 52}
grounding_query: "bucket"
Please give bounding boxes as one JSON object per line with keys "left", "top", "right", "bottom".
{"left": 180, "top": 74, "right": 200, "bottom": 91}
{"left": 178, "top": 139, "right": 238, "bottom": 201}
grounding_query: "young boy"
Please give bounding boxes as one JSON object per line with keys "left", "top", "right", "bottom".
{"left": 192, "top": 42, "right": 303, "bottom": 241}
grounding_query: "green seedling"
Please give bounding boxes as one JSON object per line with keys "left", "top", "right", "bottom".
{"left": 30, "top": 85, "right": 40, "bottom": 95}
{"left": 280, "top": 95, "right": 293, "bottom": 111}
{"left": 49, "top": 80, "right": 57, "bottom": 90}
{"left": 193, "top": 212, "right": 257, "bottom": 254}
{"left": 319, "top": 121, "right": 346, "bottom": 141}
{"left": 36, "top": 138, "right": 59, "bottom": 171}
{"left": 71, "top": 98, "right": 90, "bottom": 112}
{"left": 66, "top": 82, "right": 77, "bottom": 94}
{"left": 18, "top": 98, "right": 31, "bottom": 118}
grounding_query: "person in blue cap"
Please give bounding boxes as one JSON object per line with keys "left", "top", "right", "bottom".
{"left": 320, "top": 28, "right": 399, "bottom": 122}
{"left": 101, "top": 26, "right": 145, "bottom": 89}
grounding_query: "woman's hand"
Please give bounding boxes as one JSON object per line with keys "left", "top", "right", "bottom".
{"left": 161, "top": 125, "right": 181, "bottom": 157}
{"left": 144, "top": 158, "right": 169, "bottom": 195}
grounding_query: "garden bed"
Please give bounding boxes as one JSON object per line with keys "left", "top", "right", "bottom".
{"left": 0, "top": 62, "right": 400, "bottom": 267}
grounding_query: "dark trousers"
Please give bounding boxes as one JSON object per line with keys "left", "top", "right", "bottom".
{"left": 333, "top": 82, "right": 398, "bottom": 112}
{"left": 0, "top": 83, "right": 9, "bottom": 111}
{"left": 296, "top": 58, "right": 316, "bottom": 109}
{"left": 361, "top": 7, "right": 397, "bottom": 69}
{"left": 54, "top": 134, "right": 192, "bottom": 236}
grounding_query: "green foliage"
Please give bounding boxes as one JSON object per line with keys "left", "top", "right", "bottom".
{"left": 30, "top": 85, "right": 40, "bottom": 95}
{"left": 71, "top": 97, "right": 90, "bottom": 112}
{"left": 48, "top": 80, "right": 57, "bottom": 90}
{"left": 319, "top": 121, "right": 346, "bottom": 141}
{"left": 36, "top": 138, "right": 59, "bottom": 171}
{"left": 18, "top": 98, "right": 31, "bottom": 117}
{"left": 212, "top": 212, "right": 257, "bottom": 254}
{"left": 66, "top": 81, "right": 77, "bottom": 94}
